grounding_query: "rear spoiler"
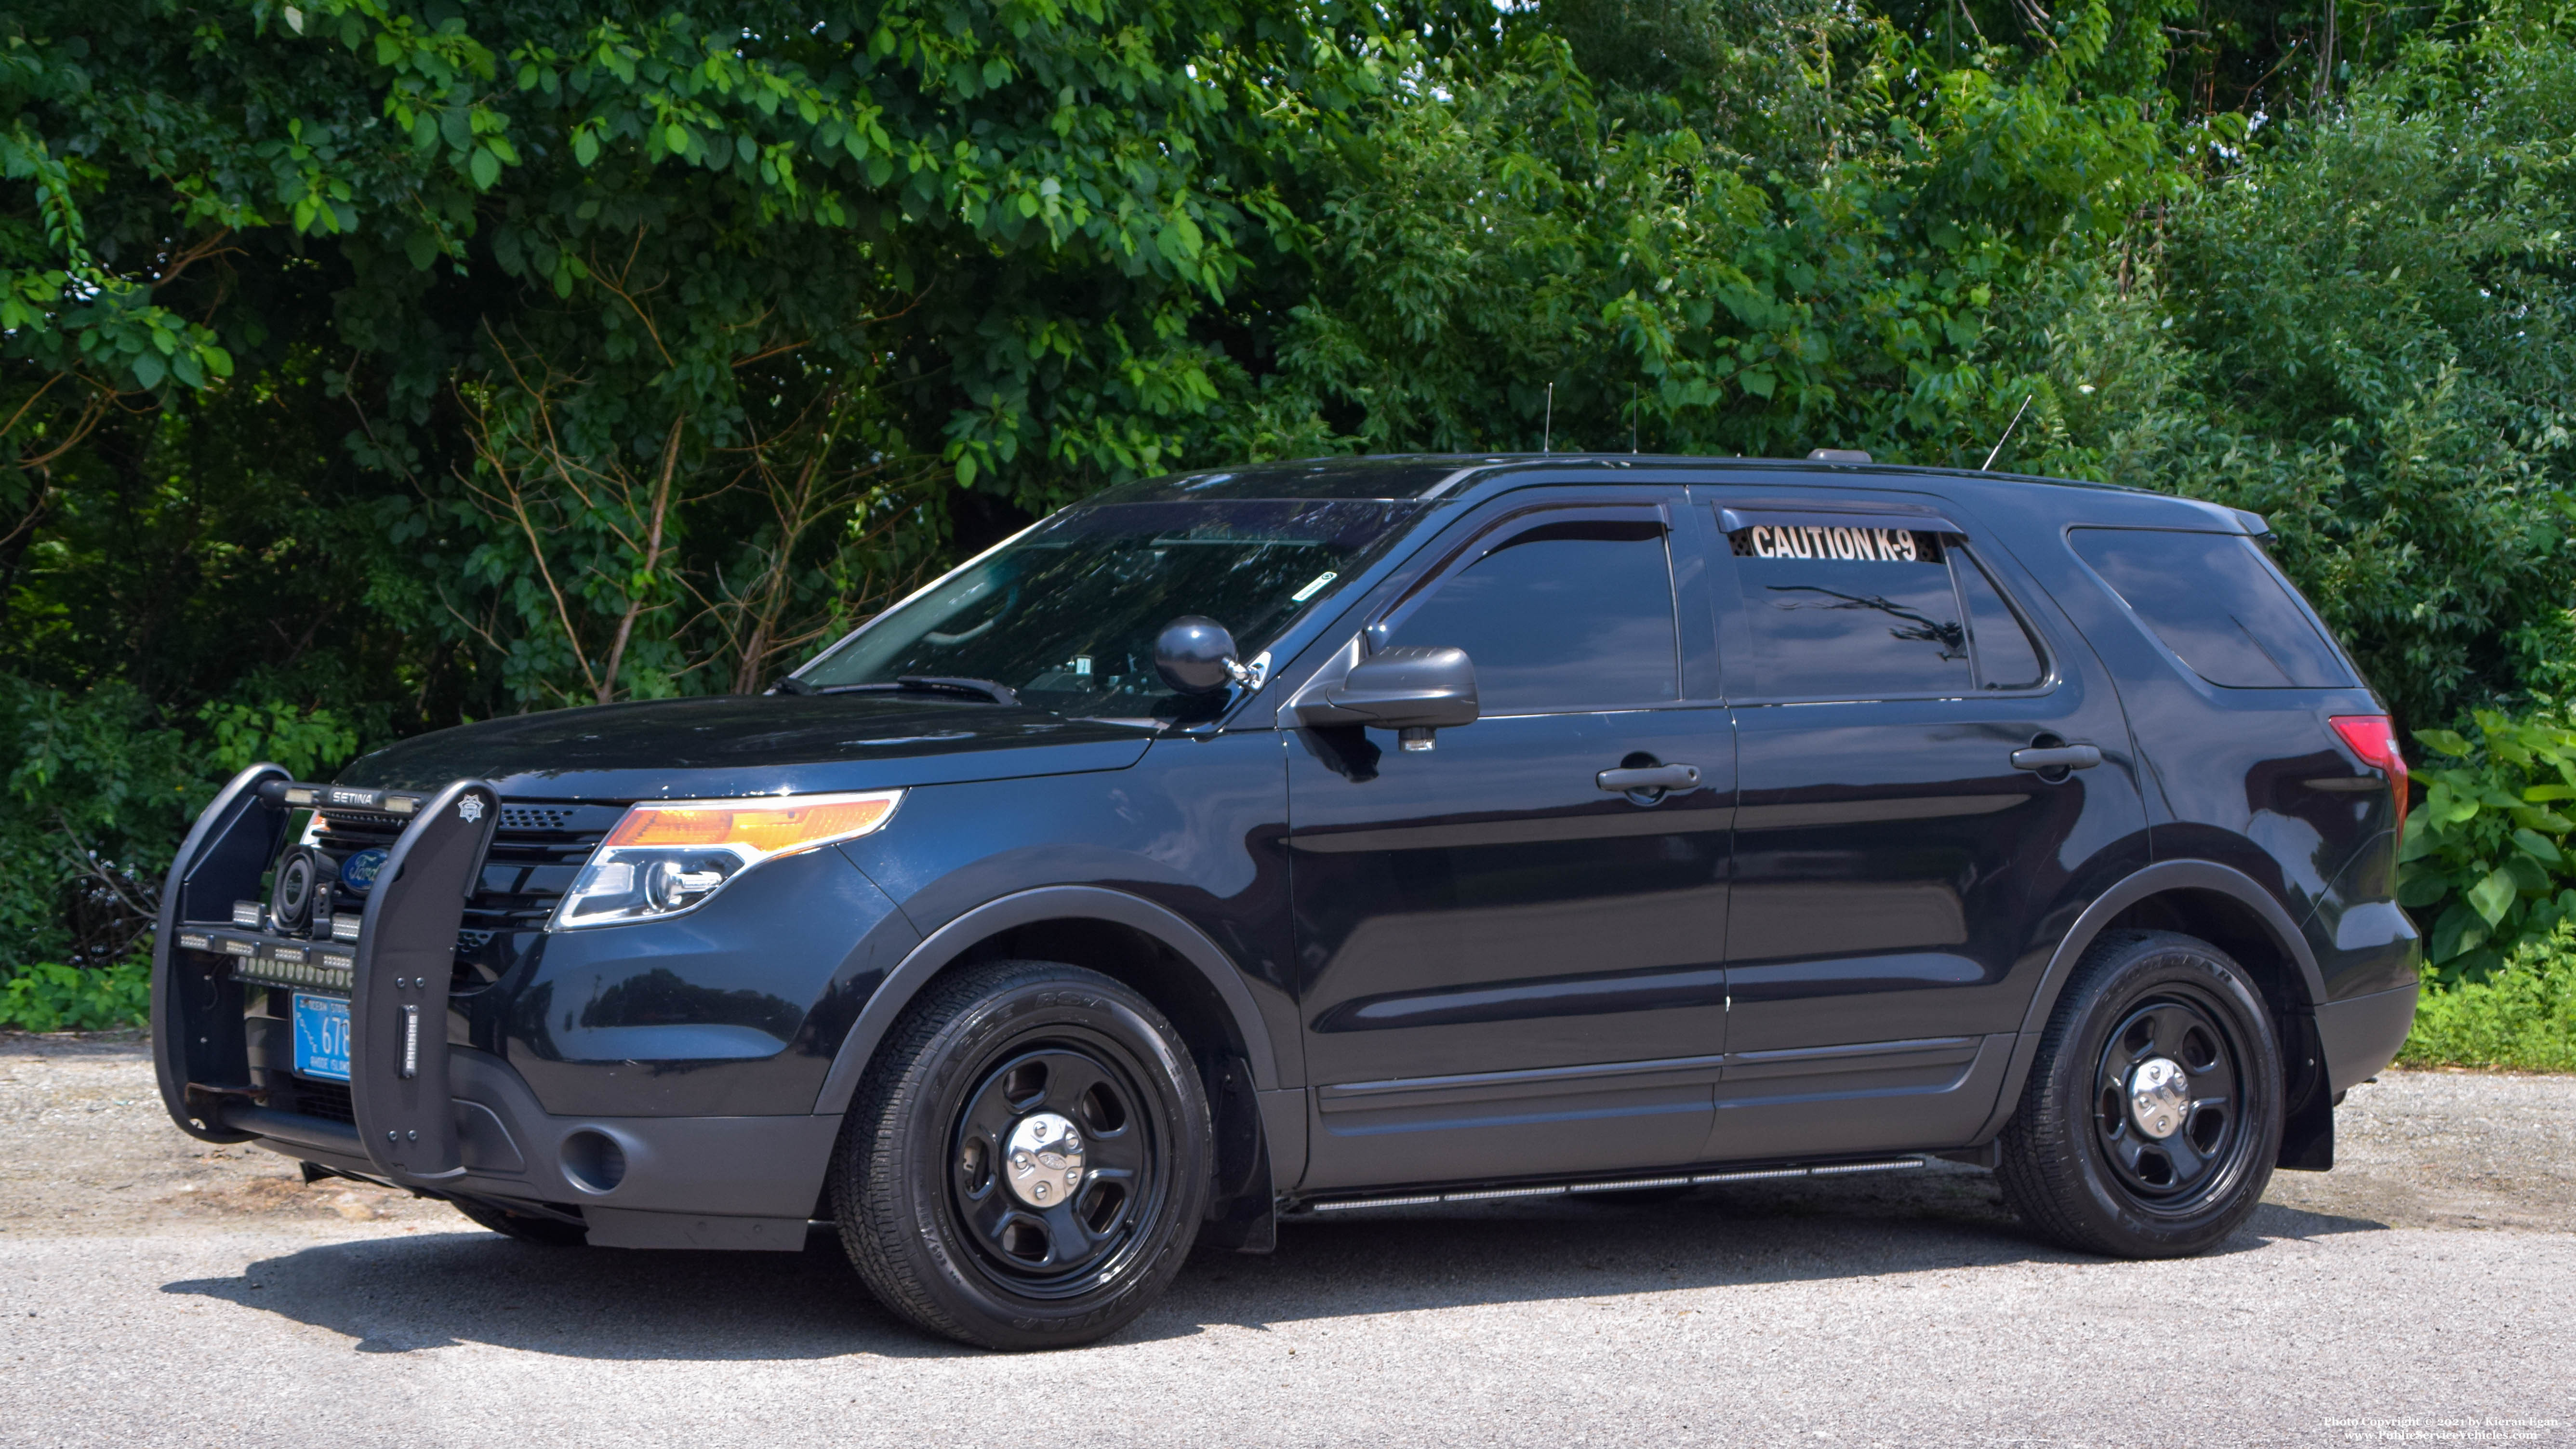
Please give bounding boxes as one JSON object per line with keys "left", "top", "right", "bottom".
{"left": 151, "top": 764, "right": 498, "bottom": 1184}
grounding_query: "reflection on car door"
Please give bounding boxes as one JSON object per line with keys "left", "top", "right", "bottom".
{"left": 1702, "top": 486, "right": 2148, "bottom": 1162}
{"left": 1286, "top": 491, "right": 1738, "bottom": 1191}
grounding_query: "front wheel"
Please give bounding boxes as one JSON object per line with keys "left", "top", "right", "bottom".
{"left": 1997, "top": 930, "right": 2284, "bottom": 1258}
{"left": 832, "top": 960, "right": 1211, "bottom": 1350}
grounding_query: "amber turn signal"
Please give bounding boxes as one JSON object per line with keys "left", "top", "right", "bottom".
{"left": 602, "top": 792, "right": 903, "bottom": 856}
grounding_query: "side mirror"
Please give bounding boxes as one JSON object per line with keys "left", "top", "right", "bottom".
{"left": 1293, "top": 646, "right": 1478, "bottom": 751}
{"left": 1154, "top": 616, "right": 1248, "bottom": 696}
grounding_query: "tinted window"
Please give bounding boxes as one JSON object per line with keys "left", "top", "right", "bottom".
{"left": 798, "top": 499, "right": 1428, "bottom": 716}
{"left": 1387, "top": 516, "right": 1678, "bottom": 712}
{"left": 2070, "top": 528, "right": 2353, "bottom": 689}
{"left": 1725, "top": 523, "right": 1972, "bottom": 699}
{"left": 1956, "top": 552, "right": 2048, "bottom": 689}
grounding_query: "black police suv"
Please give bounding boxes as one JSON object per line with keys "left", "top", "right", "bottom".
{"left": 152, "top": 454, "right": 2421, "bottom": 1349}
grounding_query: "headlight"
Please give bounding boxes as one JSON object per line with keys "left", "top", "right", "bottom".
{"left": 552, "top": 789, "right": 904, "bottom": 930}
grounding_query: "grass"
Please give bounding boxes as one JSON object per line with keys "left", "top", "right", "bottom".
{"left": 2396, "top": 924, "right": 2576, "bottom": 1074}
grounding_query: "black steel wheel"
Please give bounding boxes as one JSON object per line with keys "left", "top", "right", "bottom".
{"left": 2092, "top": 992, "right": 2246, "bottom": 1201}
{"left": 451, "top": 1195, "right": 589, "bottom": 1246}
{"left": 833, "top": 959, "right": 1210, "bottom": 1350}
{"left": 948, "top": 1042, "right": 1163, "bottom": 1290}
{"left": 1997, "top": 930, "right": 2284, "bottom": 1258}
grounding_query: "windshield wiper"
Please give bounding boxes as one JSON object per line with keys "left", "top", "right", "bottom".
{"left": 893, "top": 675, "right": 1020, "bottom": 705}
{"left": 769, "top": 675, "right": 1020, "bottom": 706}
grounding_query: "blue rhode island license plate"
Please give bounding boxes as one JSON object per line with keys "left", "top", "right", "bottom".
{"left": 292, "top": 993, "right": 352, "bottom": 1081}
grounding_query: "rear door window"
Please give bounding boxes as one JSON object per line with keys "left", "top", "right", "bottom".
{"left": 2069, "top": 528, "right": 2354, "bottom": 689}
{"left": 1719, "top": 517, "right": 2049, "bottom": 700}
{"left": 1385, "top": 512, "right": 1679, "bottom": 713}
{"left": 1954, "top": 551, "right": 2048, "bottom": 690}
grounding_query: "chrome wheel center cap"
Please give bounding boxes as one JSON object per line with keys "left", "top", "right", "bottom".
{"left": 2127, "top": 1057, "right": 2190, "bottom": 1140}
{"left": 1003, "top": 1112, "right": 1085, "bottom": 1208}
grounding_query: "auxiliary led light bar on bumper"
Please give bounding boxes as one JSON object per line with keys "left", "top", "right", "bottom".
{"left": 151, "top": 764, "right": 500, "bottom": 1183}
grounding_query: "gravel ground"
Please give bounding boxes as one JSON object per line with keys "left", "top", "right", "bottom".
{"left": 2, "top": 1035, "right": 2571, "bottom": 1447}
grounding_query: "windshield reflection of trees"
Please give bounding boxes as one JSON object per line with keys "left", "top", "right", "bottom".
{"left": 1765, "top": 585, "right": 1967, "bottom": 659}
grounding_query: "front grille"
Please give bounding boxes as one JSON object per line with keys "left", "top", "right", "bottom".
{"left": 501, "top": 806, "right": 578, "bottom": 833}
{"left": 280, "top": 1076, "right": 355, "bottom": 1124}
{"left": 312, "top": 798, "right": 626, "bottom": 991}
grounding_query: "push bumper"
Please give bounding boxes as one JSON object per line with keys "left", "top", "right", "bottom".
{"left": 151, "top": 764, "right": 837, "bottom": 1247}
{"left": 153, "top": 764, "right": 499, "bottom": 1180}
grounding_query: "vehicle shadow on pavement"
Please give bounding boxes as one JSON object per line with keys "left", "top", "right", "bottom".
{"left": 158, "top": 1170, "right": 2388, "bottom": 1357}
{"left": 1152, "top": 1174, "right": 2388, "bottom": 1337}
{"left": 161, "top": 1231, "right": 944, "bottom": 1360}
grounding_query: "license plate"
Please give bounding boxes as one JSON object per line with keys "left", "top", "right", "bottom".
{"left": 292, "top": 993, "right": 352, "bottom": 1081}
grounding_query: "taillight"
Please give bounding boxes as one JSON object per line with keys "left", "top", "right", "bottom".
{"left": 2330, "top": 715, "right": 2410, "bottom": 851}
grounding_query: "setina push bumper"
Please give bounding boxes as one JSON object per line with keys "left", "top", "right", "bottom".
{"left": 151, "top": 764, "right": 498, "bottom": 1183}
{"left": 150, "top": 763, "right": 845, "bottom": 1248}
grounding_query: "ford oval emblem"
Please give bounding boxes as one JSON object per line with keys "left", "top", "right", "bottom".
{"left": 339, "top": 847, "right": 390, "bottom": 894}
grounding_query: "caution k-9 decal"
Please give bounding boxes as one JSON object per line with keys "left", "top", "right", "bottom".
{"left": 1735, "top": 524, "right": 1933, "bottom": 562}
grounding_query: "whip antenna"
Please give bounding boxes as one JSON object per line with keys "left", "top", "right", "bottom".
{"left": 1982, "top": 393, "right": 2035, "bottom": 471}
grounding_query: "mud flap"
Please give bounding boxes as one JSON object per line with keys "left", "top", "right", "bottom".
{"left": 2277, "top": 1011, "right": 2335, "bottom": 1172}
{"left": 1199, "top": 1054, "right": 1277, "bottom": 1253}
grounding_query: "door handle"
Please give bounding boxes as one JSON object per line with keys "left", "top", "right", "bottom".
{"left": 2010, "top": 744, "right": 2102, "bottom": 772}
{"left": 1597, "top": 763, "right": 1702, "bottom": 793}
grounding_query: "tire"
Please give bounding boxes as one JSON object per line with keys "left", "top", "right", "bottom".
{"left": 1997, "top": 930, "right": 2284, "bottom": 1258}
{"left": 831, "top": 959, "right": 1212, "bottom": 1350}
{"left": 451, "top": 1195, "right": 589, "bottom": 1246}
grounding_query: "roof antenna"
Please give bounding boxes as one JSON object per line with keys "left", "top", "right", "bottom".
{"left": 1630, "top": 384, "right": 1639, "bottom": 454}
{"left": 1542, "top": 383, "right": 1554, "bottom": 454}
{"left": 1982, "top": 392, "right": 2035, "bottom": 471}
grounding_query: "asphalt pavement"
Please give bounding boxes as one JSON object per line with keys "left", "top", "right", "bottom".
{"left": 3, "top": 1038, "right": 2570, "bottom": 1448}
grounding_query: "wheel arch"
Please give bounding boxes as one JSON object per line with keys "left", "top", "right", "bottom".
{"left": 1975, "top": 859, "right": 2327, "bottom": 1144}
{"left": 810, "top": 885, "right": 1282, "bottom": 1120}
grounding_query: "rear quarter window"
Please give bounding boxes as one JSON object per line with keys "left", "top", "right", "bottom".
{"left": 2069, "top": 527, "right": 2355, "bottom": 689}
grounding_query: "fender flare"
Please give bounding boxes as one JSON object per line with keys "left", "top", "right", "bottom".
{"left": 810, "top": 885, "right": 1283, "bottom": 1117}
{"left": 1972, "top": 858, "right": 2328, "bottom": 1143}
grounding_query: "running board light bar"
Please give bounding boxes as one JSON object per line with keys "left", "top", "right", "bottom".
{"left": 1304, "top": 1157, "right": 1928, "bottom": 1213}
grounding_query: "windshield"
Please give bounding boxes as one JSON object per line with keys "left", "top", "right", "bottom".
{"left": 796, "top": 499, "right": 1431, "bottom": 718}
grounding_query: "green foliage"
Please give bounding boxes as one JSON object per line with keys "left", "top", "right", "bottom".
{"left": 1234, "top": 13, "right": 2180, "bottom": 465}
{"left": 0, "top": 676, "right": 357, "bottom": 974}
{"left": 2006, "top": 26, "right": 2576, "bottom": 731}
{"left": 8, "top": 0, "right": 2576, "bottom": 1000}
{"left": 2399, "top": 711, "right": 2576, "bottom": 984}
{"left": 2397, "top": 922, "right": 2576, "bottom": 1073}
{"left": 0, "top": 958, "right": 150, "bottom": 1033}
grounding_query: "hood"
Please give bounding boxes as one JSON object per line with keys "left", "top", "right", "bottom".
{"left": 335, "top": 694, "right": 1158, "bottom": 801}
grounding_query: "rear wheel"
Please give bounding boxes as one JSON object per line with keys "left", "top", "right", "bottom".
{"left": 1997, "top": 930, "right": 2283, "bottom": 1258}
{"left": 832, "top": 960, "right": 1210, "bottom": 1350}
{"left": 451, "top": 1195, "right": 588, "bottom": 1246}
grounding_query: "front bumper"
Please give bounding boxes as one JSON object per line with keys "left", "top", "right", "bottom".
{"left": 263, "top": 1044, "right": 837, "bottom": 1249}
{"left": 151, "top": 764, "right": 838, "bottom": 1247}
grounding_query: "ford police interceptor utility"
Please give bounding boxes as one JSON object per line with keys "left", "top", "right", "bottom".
{"left": 152, "top": 453, "right": 2419, "bottom": 1349}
